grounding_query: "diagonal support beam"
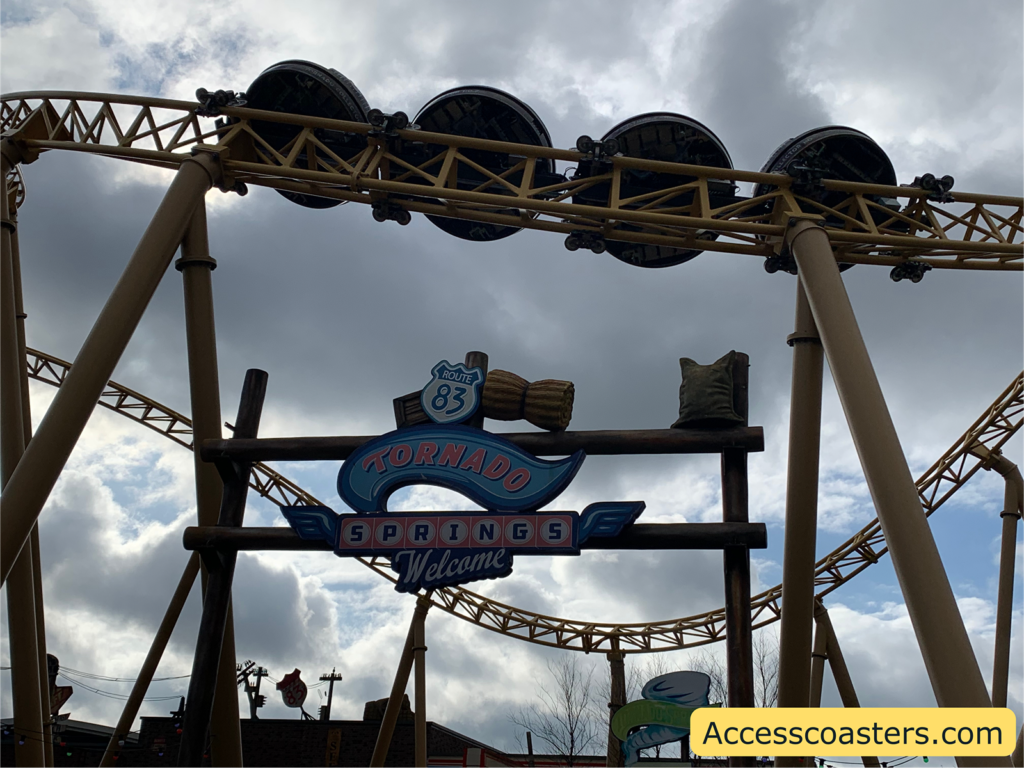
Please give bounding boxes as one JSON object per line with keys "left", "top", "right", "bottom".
{"left": 1, "top": 150, "right": 222, "bottom": 585}
{"left": 178, "top": 369, "right": 267, "bottom": 767}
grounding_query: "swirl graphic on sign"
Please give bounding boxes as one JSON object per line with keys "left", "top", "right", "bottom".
{"left": 337, "top": 424, "right": 584, "bottom": 513}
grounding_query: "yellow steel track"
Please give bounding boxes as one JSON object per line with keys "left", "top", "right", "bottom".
{"left": 2, "top": 91, "right": 1021, "bottom": 271}
{"left": 26, "top": 348, "right": 1022, "bottom": 653}
{"left": 6, "top": 88, "right": 1021, "bottom": 652}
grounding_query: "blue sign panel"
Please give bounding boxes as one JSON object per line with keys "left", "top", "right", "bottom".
{"left": 420, "top": 360, "right": 483, "bottom": 425}
{"left": 337, "top": 424, "right": 585, "bottom": 513}
{"left": 281, "top": 502, "right": 645, "bottom": 593}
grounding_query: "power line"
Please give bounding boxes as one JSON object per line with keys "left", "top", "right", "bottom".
{"left": 57, "top": 672, "right": 183, "bottom": 702}
{"left": 60, "top": 666, "right": 189, "bottom": 683}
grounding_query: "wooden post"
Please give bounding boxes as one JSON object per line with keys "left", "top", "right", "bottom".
{"left": 370, "top": 596, "right": 432, "bottom": 767}
{"left": 722, "top": 352, "right": 754, "bottom": 767}
{"left": 464, "top": 351, "right": 488, "bottom": 429}
{"left": 606, "top": 644, "right": 626, "bottom": 767}
{"left": 178, "top": 369, "right": 267, "bottom": 767}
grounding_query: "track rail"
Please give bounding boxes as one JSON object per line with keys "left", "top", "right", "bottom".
{"left": 2, "top": 91, "right": 1021, "bottom": 271}
{"left": 26, "top": 348, "right": 1022, "bottom": 652}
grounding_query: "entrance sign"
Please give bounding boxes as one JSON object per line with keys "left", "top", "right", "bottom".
{"left": 420, "top": 360, "right": 484, "bottom": 424}
{"left": 282, "top": 502, "right": 645, "bottom": 592}
{"left": 278, "top": 360, "right": 645, "bottom": 593}
{"left": 337, "top": 424, "right": 585, "bottom": 513}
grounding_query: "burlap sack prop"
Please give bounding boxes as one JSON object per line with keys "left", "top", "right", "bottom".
{"left": 482, "top": 370, "right": 574, "bottom": 431}
{"left": 671, "top": 351, "right": 744, "bottom": 429}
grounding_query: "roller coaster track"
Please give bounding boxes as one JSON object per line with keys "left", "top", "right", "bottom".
{"left": 2, "top": 91, "right": 1021, "bottom": 271}
{"left": 27, "top": 348, "right": 1023, "bottom": 653}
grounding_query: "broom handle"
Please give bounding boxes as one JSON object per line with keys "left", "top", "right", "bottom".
{"left": 465, "top": 351, "right": 488, "bottom": 428}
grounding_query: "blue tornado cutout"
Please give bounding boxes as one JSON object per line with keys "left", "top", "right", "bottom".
{"left": 641, "top": 671, "right": 711, "bottom": 706}
{"left": 338, "top": 424, "right": 585, "bottom": 513}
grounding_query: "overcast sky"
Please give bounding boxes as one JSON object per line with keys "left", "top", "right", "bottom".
{"left": 1, "top": 1, "right": 1022, "bottom": 765}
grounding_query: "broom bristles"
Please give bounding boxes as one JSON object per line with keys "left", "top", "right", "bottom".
{"left": 482, "top": 370, "right": 574, "bottom": 431}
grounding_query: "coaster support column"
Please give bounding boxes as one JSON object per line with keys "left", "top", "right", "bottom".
{"left": 177, "top": 199, "right": 243, "bottom": 766}
{"left": 1, "top": 150, "right": 223, "bottom": 585}
{"left": 370, "top": 596, "right": 432, "bottom": 767}
{"left": 413, "top": 593, "right": 429, "bottom": 767}
{"left": 2, "top": 140, "right": 46, "bottom": 768}
{"left": 606, "top": 641, "right": 626, "bottom": 767}
{"left": 788, "top": 217, "right": 1004, "bottom": 766}
{"left": 776, "top": 281, "right": 823, "bottom": 768}
{"left": 968, "top": 446, "right": 1022, "bottom": 709}
{"left": 812, "top": 602, "right": 879, "bottom": 767}
{"left": 808, "top": 618, "right": 827, "bottom": 709}
{"left": 12, "top": 168, "right": 55, "bottom": 766}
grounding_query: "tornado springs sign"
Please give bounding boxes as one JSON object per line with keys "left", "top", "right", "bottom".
{"left": 279, "top": 361, "right": 645, "bottom": 593}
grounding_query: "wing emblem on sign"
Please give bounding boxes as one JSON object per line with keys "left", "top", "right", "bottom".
{"left": 577, "top": 502, "right": 645, "bottom": 543}
{"left": 281, "top": 506, "right": 339, "bottom": 541}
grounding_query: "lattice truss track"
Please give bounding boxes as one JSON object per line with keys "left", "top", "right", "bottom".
{"left": 2, "top": 92, "right": 1021, "bottom": 270}
{"left": 26, "top": 348, "right": 1023, "bottom": 653}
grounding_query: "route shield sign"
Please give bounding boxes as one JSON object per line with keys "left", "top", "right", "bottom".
{"left": 276, "top": 669, "right": 308, "bottom": 708}
{"left": 420, "top": 360, "right": 483, "bottom": 424}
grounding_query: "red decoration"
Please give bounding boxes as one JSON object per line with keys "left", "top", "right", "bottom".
{"left": 275, "top": 668, "right": 308, "bottom": 708}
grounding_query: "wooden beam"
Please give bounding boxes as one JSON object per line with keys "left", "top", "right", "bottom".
{"left": 182, "top": 522, "right": 768, "bottom": 552}
{"left": 200, "top": 426, "right": 764, "bottom": 463}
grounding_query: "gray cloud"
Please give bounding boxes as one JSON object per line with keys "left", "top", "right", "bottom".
{"left": 2, "top": 0, "right": 1020, "bottom": 750}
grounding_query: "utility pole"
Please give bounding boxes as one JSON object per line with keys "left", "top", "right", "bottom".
{"left": 319, "top": 668, "right": 343, "bottom": 721}
{"left": 237, "top": 662, "right": 268, "bottom": 720}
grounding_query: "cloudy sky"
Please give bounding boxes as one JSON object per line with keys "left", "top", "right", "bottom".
{"left": 1, "top": 1, "right": 1022, "bottom": 765}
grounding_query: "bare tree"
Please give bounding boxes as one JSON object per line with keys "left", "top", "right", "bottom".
{"left": 753, "top": 631, "right": 779, "bottom": 709}
{"left": 628, "top": 655, "right": 681, "bottom": 759}
{"left": 509, "top": 657, "right": 602, "bottom": 766}
{"left": 688, "top": 648, "right": 728, "bottom": 706}
{"left": 688, "top": 630, "right": 779, "bottom": 708}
